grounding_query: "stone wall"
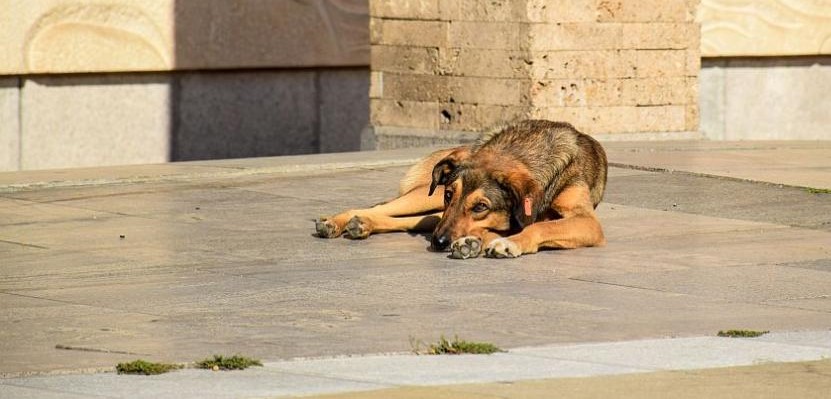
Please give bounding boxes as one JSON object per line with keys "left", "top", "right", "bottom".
{"left": 0, "top": 0, "right": 370, "bottom": 171}
{"left": 367, "top": 0, "right": 701, "bottom": 147}
{"left": 1, "top": 70, "right": 369, "bottom": 171}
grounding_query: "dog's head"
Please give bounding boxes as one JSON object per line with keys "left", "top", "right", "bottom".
{"left": 428, "top": 149, "right": 542, "bottom": 251}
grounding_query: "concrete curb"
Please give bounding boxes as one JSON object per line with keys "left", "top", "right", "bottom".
{"left": 2, "top": 331, "right": 830, "bottom": 399}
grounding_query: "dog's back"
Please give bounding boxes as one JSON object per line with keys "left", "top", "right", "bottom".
{"left": 473, "top": 120, "right": 607, "bottom": 208}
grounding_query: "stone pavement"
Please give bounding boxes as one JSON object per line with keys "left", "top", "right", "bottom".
{"left": 1, "top": 140, "right": 830, "bottom": 397}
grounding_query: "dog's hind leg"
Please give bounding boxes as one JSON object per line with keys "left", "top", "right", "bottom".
{"left": 484, "top": 185, "right": 605, "bottom": 258}
{"left": 315, "top": 185, "right": 444, "bottom": 238}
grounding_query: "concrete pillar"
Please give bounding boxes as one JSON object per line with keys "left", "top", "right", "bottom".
{"left": 0, "top": 78, "right": 20, "bottom": 171}
{"left": 368, "top": 0, "right": 701, "bottom": 148}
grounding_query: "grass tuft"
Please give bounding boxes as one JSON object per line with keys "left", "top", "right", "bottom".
{"left": 195, "top": 355, "right": 263, "bottom": 370}
{"left": 806, "top": 187, "right": 831, "bottom": 194}
{"left": 116, "top": 359, "right": 182, "bottom": 375}
{"left": 717, "top": 329, "right": 770, "bottom": 338}
{"left": 412, "top": 335, "right": 504, "bottom": 355}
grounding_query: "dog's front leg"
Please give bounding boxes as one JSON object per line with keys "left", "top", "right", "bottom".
{"left": 485, "top": 184, "right": 605, "bottom": 258}
{"left": 484, "top": 214, "right": 605, "bottom": 258}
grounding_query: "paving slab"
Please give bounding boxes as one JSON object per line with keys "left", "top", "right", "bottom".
{"left": 511, "top": 336, "right": 831, "bottom": 370}
{"left": 604, "top": 171, "right": 831, "bottom": 231}
{"left": 755, "top": 330, "right": 831, "bottom": 348}
{"left": 0, "top": 385, "right": 91, "bottom": 399}
{"left": 2, "top": 368, "right": 388, "bottom": 399}
{"left": 574, "top": 264, "right": 831, "bottom": 303}
{"left": 264, "top": 353, "right": 646, "bottom": 386}
{"left": 603, "top": 140, "right": 831, "bottom": 189}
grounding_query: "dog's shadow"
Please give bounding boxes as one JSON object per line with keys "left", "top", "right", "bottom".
{"left": 407, "top": 231, "right": 436, "bottom": 253}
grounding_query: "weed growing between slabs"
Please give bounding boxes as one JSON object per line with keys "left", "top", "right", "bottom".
{"left": 116, "top": 360, "right": 183, "bottom": 375}
{"left": 717, "top": 329, "right": 770, "bottom": 338}
{"left": 411, "top": 335, "right": 504, "bottom": 355}
{"left": 195, "top": 355, "right": 263, "bottom": 370}
{"left": 116, "top": 355, "right": 262, "bottom": 375}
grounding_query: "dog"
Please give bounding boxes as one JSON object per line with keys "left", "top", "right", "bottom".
{"left": 315, "top": 119, "right": 607, "bottom": 259}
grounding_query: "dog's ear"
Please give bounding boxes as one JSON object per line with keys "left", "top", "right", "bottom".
{"left": 492, "top": 169, "right": 542, "bottom": 228}
{"left": 513, "top": 178, "right": 543, "bottom": 228}
{"left": 429, "top": 159, "right": 455, "bottom": 196}
{"left": 428, "top": 148, "right": 470, "bottom": 196}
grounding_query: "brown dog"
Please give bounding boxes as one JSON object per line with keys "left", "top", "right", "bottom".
{"left": 315, "top": 119, "right": 607, "bottom": 259}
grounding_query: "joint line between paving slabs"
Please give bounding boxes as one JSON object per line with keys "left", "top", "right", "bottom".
{"left": 756, "top": 300, "right": 831, "bottom": 315}
{"left": 568, "top": 278, "right": 675, "bottom": 295}
{"left": 491, "top": 351, "right": 661, "bottom": 374}
{"left": 1, "top": 382, "right": 115, "bottom": 399}
{"left": 259, "top": 367, "right": 399, "bottom": 391}
{"left": 0, "top": 291, "right": 163, "bottom": 318}
{"left": 608, "top": 162, "right": 820, "bottom": 191}
{"left": 0, "top": 239, "right": 49, "bottom": 249}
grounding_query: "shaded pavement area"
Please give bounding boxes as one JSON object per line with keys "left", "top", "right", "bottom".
{"left": 1, "top": 140, "right": 830, "bottom": 397}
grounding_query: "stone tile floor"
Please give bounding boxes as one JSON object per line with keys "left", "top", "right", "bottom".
{"left": 0, "top": 141, "right": 829, "bottom": 390}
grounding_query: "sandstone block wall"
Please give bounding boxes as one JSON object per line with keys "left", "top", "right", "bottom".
{"left": 369, "top": 0, "right": 700, "bottom": 145}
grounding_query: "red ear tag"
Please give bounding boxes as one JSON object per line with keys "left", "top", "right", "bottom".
{"left": 523, "top": 197, "right": 532, "bottom": 217}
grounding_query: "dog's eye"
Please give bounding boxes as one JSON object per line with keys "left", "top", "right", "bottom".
{"left": 444, "top": 190, "right": 453, "bottom": 204}
{"left": 472, "top": 202, "right": 489, "bottom": 213}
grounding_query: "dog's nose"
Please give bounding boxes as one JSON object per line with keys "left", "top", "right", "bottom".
{"left": 431, "top": 234, "right": 451, "bottom": 251}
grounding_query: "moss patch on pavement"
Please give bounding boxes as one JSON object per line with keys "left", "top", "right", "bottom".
{"left": 116, "top": 359, "right": 183, "bottom": 375}
{"left": 413, "top": 335, "right": 504, "bottom": 355}
{"left": 195, "top": 355, "right": 263, "bottom": 370}
{"left": 717, "top": 329, "right": 770, "bottom": 338}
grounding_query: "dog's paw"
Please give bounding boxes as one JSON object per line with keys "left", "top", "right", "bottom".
{"left": 484, "top": 238, "right": 522, "bottom": 258}
{"left": 315, "top": 218, "right": 342, "bottom": 238}
{"left": 449, "top": 236, "right": 482, "bottom": 259}
{"left": 345, "top": 216, "right": 371, "bottom": 239}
